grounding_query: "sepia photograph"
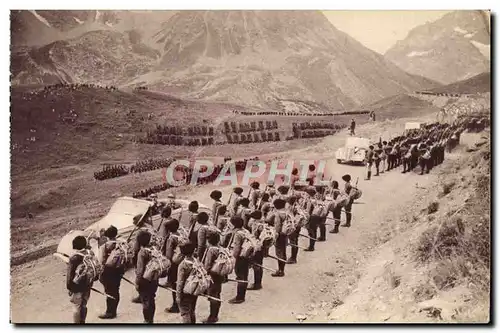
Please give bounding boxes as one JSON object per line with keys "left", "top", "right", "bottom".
{"left": 9, "top": 7, "right": 491, "bottom": 324}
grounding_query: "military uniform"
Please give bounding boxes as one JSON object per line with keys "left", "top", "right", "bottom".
{"left": 176, "top": 257, "right": 198, "bottom": 323}
{"left": 98, "top": 240, "right": 125, "bottom": 318}
{"left": 265, "top": 208, "right": 288, "bottom": 276}
{"left": 202, "top": 246, "right": 223, "bottom": 322}
{"left": 230, "top": 228, "right": 249, "bottom": 302}
{"left": 67, "top": 250, "right": 93, "bottom": 323}
{"left": 135, "top": 246, "right": 159, "bottom": 323}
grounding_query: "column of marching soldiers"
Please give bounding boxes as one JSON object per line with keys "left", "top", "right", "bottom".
{"left": 65, "top": 117, "right": 487, "bottom": 324}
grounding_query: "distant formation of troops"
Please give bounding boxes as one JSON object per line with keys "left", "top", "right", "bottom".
{"left": 291, "top": 121, "right": 345, "bottom": 139}
{"left": 130, "top": 158, "right": 175, "bottom": 174}
{"left": 64, "top": 116, "right": 488, "bottom": 324}
{"left": 362, "top": 118, "right": 483, "bottom": 180}
{"left": 139, "top": 124, "right": 216, "bottom": 146}
{"left": 94, "top": 164, "right": 129, "bottom": 181}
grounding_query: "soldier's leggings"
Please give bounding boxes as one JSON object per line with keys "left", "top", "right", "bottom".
{"left": 179, "top": 294, "right": 198, "bottom": 323}
{"left": 207, "top": 274, "right": 223, "bottom": 319}
{"left": 318, "top": 216, "right": 327, "bottom": 240}
{"left": 235, "top": 257, "right": 250, "bottom": 301}
{"left": 288, "top": 227, "right": 300, "bottom": 261}
{"left": 307, "top": 216, "right": 321, "bottom": 250}
{"left": 275, "top": 234, "right": 287, "bottom": 272}
{"left": 251, "top": 250, "right": 264, "bottom": 287}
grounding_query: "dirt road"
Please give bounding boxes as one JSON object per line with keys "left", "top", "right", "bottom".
{"left": 11, "top": 115, "right": 454, "bottom": 323}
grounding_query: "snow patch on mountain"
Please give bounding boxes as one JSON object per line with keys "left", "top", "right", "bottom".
{"left": 453, "top": 26, "right": 468, "bottom": 34}
{"left": 407, "top": 50, "right": 432, "bottom": 57}
{"left": 464, "top": 32, "right": 475, "bottom": 38}
{"left": 73, "top": 17, "right": 84, "bottom": 24}
{"left": 29, "top": 10, "right": 52, "bottom": 28}
{"left": 105, "top": 21, "right": 113, "bottom": 27}
{"left": 470, "top": 41, "right": 490, "bottom": 59}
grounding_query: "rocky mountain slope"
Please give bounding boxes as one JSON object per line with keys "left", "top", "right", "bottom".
{"left": 11, "top": 10, "right": 437, "bottom": 111}
{"left": 385, "top": 11, "right": 490, "bottom": 85}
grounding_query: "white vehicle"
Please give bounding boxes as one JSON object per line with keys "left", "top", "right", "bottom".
{"left": 404, "top": 122, "right": 426, "bottom": 133}
{"left": 335, "top": 137, "right": 371, "bottom": 165}
{"left": 54, "top": 196, "right": 211, "bottom": 260}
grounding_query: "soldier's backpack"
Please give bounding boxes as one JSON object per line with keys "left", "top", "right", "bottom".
{"left": 258, "top": 224, "right": 278, "bottom": 248}
{"left": 209, "top": 247, "right": 235, "bottom": 276}
{"left": 183, "top": 259, "right": 212, "bottom": 296}
{"left": 73, "top": 249, "right": 103, "bottom": 285}
{"left": 282, "top": 212, "right": 299, "bottom": 236}
{"left": 104, "top": 240, "right": 134, "bottom": 269}
{"left": 171, "top": 228, "right": 190, "bottom": 265}
{"left": 143, "top": 247, "right": 171, "bottom": 281}
{"left": 238, "top": 229, "right": 260, "bottom": 258}
{"left": 311, "top": 199, "right": 328, "bottom": 218}
{"left": 334, "top": 192, "right": 350, "bottom": 208}
{"left": 349, "top": 187, "right": 363, "bottom": 201}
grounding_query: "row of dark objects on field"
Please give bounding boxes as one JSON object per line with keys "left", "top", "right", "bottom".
{"left": 231, "top": 110, "right": 336, "bottom": 116}
{"left": 151, "top": 125, "right": 215, "bottom": 136}
{"left": 131, "top": 158, "right": 258, "bottom": 197}
{"left": 292, "top": 121, "right": 344, "bottom": 130}
{"left": 136, "top": 135, "right": 216, "bottom": 146}
{"left": 20, "top": 83, "right": 119, "bottom": 101}
{"left": 226, "top": 131, "right": 281, "bottom": 143}
{"left": 94, "top": 156, "right": 258, "bottom": 182}
{"left": 223, "top": 120, "right": 279, "bottom": 133}
{"left": 129, "top": 158, "right": 175, "bottom": 174}
{"left": 94, "top": 158, "right": 175, "bottom": 181}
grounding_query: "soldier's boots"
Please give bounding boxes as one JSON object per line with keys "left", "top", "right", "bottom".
{"left": 271, "top": 270, "right": 285, "bottom": 277}
{"left": 203, "top": 303, "right": 220, "bottom": 323}
{"left": 365, "top": 171, "right": 372, "bottom": 180}
{"left": 248, "top": 284, "right": 263, "bottom": 290}
{"left": 329, "top": 222, "right": 340, "bottom": 234}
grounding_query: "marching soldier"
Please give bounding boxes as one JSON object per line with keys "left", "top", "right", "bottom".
{"left": 248, "top": 210, "right": 265, "bottom": 289}
{"left": 315, "top": 186, "right": 328, "bottom": 241}
{"left": 191, "top": 212, "right": 210, "bottom": 259}
{"left": 228, "top": 216, "right": 249, "bottom": 304}
{"left": 202, "top": 233, "right": 223, "bottom": 323}
{"left": 249, "top": 181, "right": 261, "bottom": 210}
{"left": 328, "top": 181, "right": 342, "bottom": 234}
{"left": 259, "top": 193, "right": 272, "bottom": 218}
{"left": 210, "top": 190, "right": 223, "bottom": 223}
{"left": 265, "top": 198, "right": 287, "bottom": 277}
{"left": 374, "top": 143, "right": 383, "bottom": 176}
{"left": 236, "top": 198, "right": 252, "bottom": 230}
{"left": 176, "top": 242, "right": 199, "bottom": 323}
{"left": 286, "top": 196, "right": 301, "bottom": 264}
{"left": 164, "top": 219, "right": 182, "bottom": 313}
{"left": 342, "top": 174, "right": 354, "bottom": 228}
{"left": 67, "top": 236, "right": 93, "bottom": 324}
{"left": 365, "top": 145, "right": 374, "bottom": 180}
{"left": 229, "top": 187, "right": 244, "bottom": 216}
{"left": 98, "top": 226, "right": 124, "bottom": 319}
{"left": 135, "top": 231, "right": 159, "bottom": 324}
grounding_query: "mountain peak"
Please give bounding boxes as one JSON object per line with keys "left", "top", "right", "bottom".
{"left": 385, "top": 10, "right": 490, "bottom": 84}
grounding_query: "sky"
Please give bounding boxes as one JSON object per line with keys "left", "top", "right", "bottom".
{"left": 323, "top": 10, "right": 452, "bottom": 54}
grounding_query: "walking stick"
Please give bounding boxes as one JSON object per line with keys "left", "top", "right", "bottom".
{"left": 251, "top": 261, "right": 275, "bottom": 272}
{"left": 159, "top": 285, "right": 223, "bottom": 303}
{"left": 265, "top": 253, "right": 287, "bottom": 263}
{"left": 227, "top": 278, "right": 249, "bottom": 284}
{"left": 91, "top": 287, "right": 117, "bottom": 300}
{"left": 288, "top": 243, "right": 308, "bottom": 251}
{"left": 299, "top": 233, "right": 318, "bottom": 241}
{"left": 121, "top": 276, "right": 135, "bottom": 286}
